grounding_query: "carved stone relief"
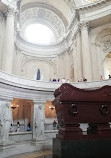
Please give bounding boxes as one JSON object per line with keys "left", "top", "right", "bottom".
{"left": 102, "top": 36, "right": 111, "bottom": 52}
{"left": 20, "top": 7, "right": 65, "bottom": 37}
{"left": 95, "top": 28, "right": 111, "bottom": 54}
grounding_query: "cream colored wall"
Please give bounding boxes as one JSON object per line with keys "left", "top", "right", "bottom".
{"left": 57, "top": 50, "right": 74, "bottom": 82}
{"left": 22, "top": 60, "right": 54, "bottom": 81}
{"left": 0, "top": 14, "right": 5, "bottom": 69}
{"left": 0, "top": 7, "right": 110, "bottom": 83}
{"left": 72, "top": 32, "right": 83, "bottom": 82}
{"left": 90, "top": 23, "right": 111, "bottom": 81}
{"left": 68, "top": 51, "right": 74, "bottom": 82}
{"left": 13, "top": 50, "right": 57, "bottom": 81}
{"left": 12, "top": 22, "right": 111, "bottom": 82}
{"left": 13, "top": 48, "right": 75, "bottom": 82}
{"left": 57, "top": 53, "right": 67, "bottom": 80}
{"left": 56, "top": 22, "right": 111, "bottom": 82}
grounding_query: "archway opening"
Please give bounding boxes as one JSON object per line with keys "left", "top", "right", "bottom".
{"left": 104, "top": 52, "right": 111, "bottom": 79}
{"left": 45, "top": 101, "right": 57, "bottom": 130}
{"left": 24, "top": 23, "right": 55, "bottom": 45}
{"left": 11, "top": 98, "right": 34, "bottom": 133}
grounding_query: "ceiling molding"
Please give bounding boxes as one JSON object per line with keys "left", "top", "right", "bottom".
{"left": 21, "top": 2, "right": 68, "bottom": 27}
{"left": 75, "top": 0, "right": 110, "bottom": 12}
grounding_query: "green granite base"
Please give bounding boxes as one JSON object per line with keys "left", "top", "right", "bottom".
{"left": 53, "top": 138, "right": 111, "bottom": 158}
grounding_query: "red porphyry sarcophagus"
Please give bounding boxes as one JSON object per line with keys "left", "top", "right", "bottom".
{"left": 53, "top": 83, "right": 111, "bottom": 140}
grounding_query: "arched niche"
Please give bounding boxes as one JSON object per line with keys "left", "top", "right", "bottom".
{"left": 21, "top": 59, "right": 56, "bottom": 81}
{"left": 94, "top": 28, "right": 111, "bottom": 79}
{"left": 95, "top": 28, "right": 111, "bottom": 54}
{"left": 11, "top": 98, "right": 34, "bottom": 132}
{"left": 45, "top": 101, "right": 57, "bottom": 130}
{"left": 104, "top": 52, "right": 111, "bottom": 79}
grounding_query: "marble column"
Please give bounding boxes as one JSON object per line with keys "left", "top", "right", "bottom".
{"left": 2, "top": 8, "right": 15, "bottom": 73}
{"left": 76, "top": 31, "right": 83, "bottom": 80}
{"left": 91, "top": 43, "right": 98, "bottom": 80}
{"left": 65, "top": 52, "right": 69, "bottom": 80}
{"left": 96, "top": 44, "right": 103, "bottom": 77}
{"left": 63, "top": 52, "right": 68, "bottom": 79}
{"left": 80, "top": 22, "right": 92, "bottom": 81}
{"left": 72, "top": 39, "right": 78, "bottom": 82}
{"left": 33, "top": 101, "right": 46, "bottom": 141}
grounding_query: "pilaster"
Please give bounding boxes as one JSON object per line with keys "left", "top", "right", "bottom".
{"left": 2, "top": 7, "right": 15, "bottom": 73}
{"left": 76, "top": 30, "right": 83, "bottom": 80}
{"left": 80, "top": 22, "right": 92, "bottom": 81}
{"left": 72, "top": 38, "right": 78, "bottom": 82}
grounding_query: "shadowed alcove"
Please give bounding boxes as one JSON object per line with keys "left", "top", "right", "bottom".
{"left": 45, "top": 101, "right": 57, "bottom": 130}
{"left": 11, "top": 98, "right": 34, "bottom": 132}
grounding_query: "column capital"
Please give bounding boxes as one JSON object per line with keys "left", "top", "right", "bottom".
{"left": 79, "top": 22, "right": 89, "bottom": 31}
{"left": 5, "top": 7, "right": 16, "bottom": 17}
{"left": 17, "top": 0, "right": 22, "bottom": 9}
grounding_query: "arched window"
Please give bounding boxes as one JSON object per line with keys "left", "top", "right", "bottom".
{"left": 24, "top": 23, "right": 55, "bottom": 45}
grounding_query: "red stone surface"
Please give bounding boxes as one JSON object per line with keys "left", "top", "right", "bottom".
{"left": 53, "top": 83, "right": 111, "bottom": 140}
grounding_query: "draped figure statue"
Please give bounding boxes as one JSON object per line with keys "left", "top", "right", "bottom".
{"left": 0, "top": 102, "right": 13, "bottom": 142}
{"left": 35, "top": 105, "right": 45, "bottom": 141}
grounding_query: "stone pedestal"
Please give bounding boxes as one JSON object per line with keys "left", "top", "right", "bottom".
{"left": 53, "top": 138, "right": 111, "bottom": 158}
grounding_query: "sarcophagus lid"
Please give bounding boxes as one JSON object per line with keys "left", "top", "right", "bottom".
{"left": 54, "top": 83, "right": 111, "bottom": 103}
{"left": 53, "top": 83, "right": 111, "bottom": 123}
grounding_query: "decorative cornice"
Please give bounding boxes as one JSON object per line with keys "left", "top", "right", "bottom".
{"left": 75, "top": 0, "right": 111, "bottom": 12}
{"left": 16, "top": 33, "right": 69, "bottom": 57}
{"left": 21, "top": 3, "right": 68, "bottom": 27}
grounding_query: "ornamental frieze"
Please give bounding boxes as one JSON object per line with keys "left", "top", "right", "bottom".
{"left": 20, "top": 7, "right": 65, "bottom": 37}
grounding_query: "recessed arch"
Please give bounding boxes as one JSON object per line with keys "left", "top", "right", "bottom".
{"left": 21, "top": 58, "right": 56, "bottom": 81}
{"left": 104, "top": 53, "right": 111, "bottom": 79}
{"left": 24, "top": 23, "right": 56, "bottom": 45}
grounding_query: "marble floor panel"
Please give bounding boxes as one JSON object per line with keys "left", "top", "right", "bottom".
{"left": 8, "top": 150, "right": 52, "bottom": 158}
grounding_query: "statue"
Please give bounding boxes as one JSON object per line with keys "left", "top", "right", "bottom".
{"left": 35, "top": 105, "right": 45, "bottom": 141}
{"left": 0, "top": 102, "right": 13, "bottom": 143}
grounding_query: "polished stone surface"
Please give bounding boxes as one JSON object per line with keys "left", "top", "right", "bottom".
{"left": 53, "top": 138, "right": 111, "bottom": 158}
{"left": 8, "top": 150, "right": 52, "bottom": 158}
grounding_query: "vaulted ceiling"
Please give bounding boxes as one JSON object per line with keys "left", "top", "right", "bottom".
{"left": 0, "top": 0, "right": 102, "bottom": 46}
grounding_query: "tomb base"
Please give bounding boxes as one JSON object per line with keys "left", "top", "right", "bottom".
{"left": 53, "top": 138, "right": 111, "bottom": 158}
